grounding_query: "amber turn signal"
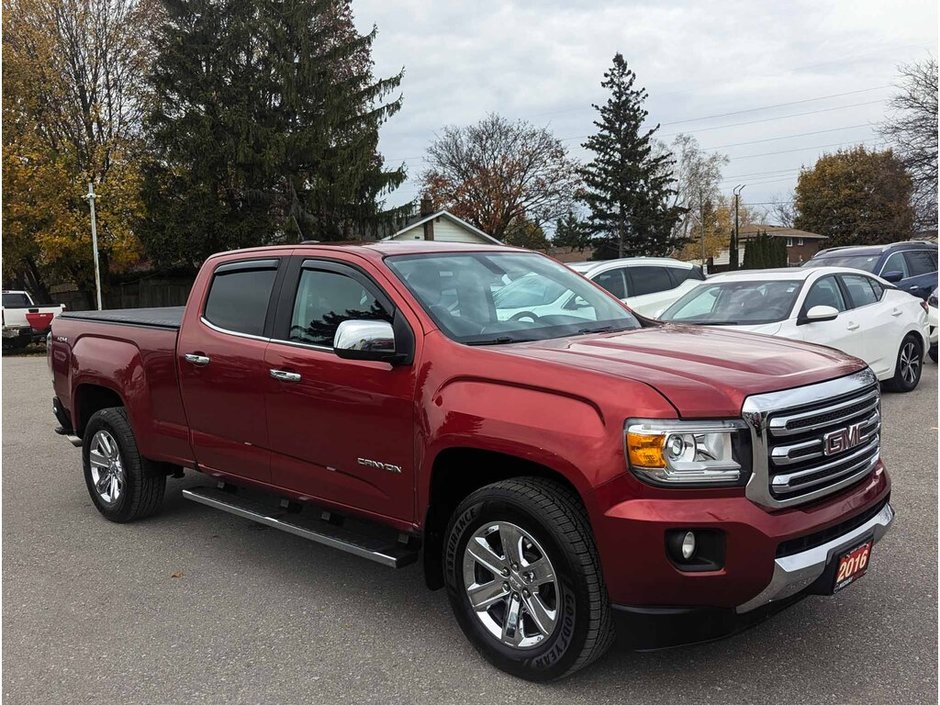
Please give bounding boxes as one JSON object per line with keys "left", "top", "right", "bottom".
{"left": 626, "top": 432, "right": 666, "bottom": 468}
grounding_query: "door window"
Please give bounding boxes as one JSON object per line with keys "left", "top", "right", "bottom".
{"left": 880, "top": 252, "right": 910, "bottom": 278}
{"left": 289, "top": 269, "right": 390, "bottom": 347}
{"left": 904, "top": 250, "right": 936, "bottom": 277}
{"left": 803, "top": 276, "right": 846, "bottom": 313}
{"left": 203, "top": 262, "right": 278, "bottom": 336}
{"left": 627, "top": 266, "right": 674, "bottom": 296}
{"left": 840, "top": 274, "right": 878, "bottom": 308}
{"left": 592, "top": 269, "right": 627, "bottom": 298}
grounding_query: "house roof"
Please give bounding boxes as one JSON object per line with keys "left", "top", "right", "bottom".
{"left": 739, "top": 223, "right": 828, "bottom": 240}
{"left": 386, "top": 209, "right": 503, "bottom": 244}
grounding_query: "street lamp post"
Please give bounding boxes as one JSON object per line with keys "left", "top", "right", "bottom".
{"left": 731, "top": 184, "right": 746, "bottom": 270}
{"left": 84, "top": 182, "right": 103, "bottom": 310}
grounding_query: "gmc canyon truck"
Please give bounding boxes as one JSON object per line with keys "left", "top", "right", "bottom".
{"left": 49, "top": 242, "right": 894, "bottom": 680}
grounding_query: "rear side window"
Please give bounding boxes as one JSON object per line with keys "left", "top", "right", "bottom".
{"left": 592, "top": 269, "right": 627, "bottom": 298}
{"left": 840, "top": 274, "right": 878, "bottom": 308}
{"left": 2, "top": 293, "right": 31, "bottom": 307}
{"left": 628, "top": 266, "right": 674, "bottom": 296}
{"left": 289, "top": 269, "right": 390, "bottom": 347}
{"left": 203, "top": 262, "right": 278, "bottom": 336}
{"left": 904, "top": 250, "right": 936, "bottom": 277}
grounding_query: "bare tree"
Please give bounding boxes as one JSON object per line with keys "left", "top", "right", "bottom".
{"left": 768, "top": 196, "right": 795, "bottom": 228}
{"left": 422, "top": 114, "right": 581, "bottom": 240}
{"left": 664, "top": 133, "right": 728, "bottom": 246}
{"left": 879, "top": 57, "right": 938, "bottom": 230}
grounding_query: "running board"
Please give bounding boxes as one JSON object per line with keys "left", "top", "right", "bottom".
{"left": 181, "top": 486, "right": 418, "bottom": 568}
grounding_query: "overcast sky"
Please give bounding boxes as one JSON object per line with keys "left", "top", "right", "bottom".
{"left": 354, "top": 0, "right": 937, "bottom": 224}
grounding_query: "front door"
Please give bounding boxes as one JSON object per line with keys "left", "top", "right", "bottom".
{"left": 263, "top": 257, "right": 417, "bottom": 522}
{"left": 177, "top": 257, "right": 283, "bottom": 483}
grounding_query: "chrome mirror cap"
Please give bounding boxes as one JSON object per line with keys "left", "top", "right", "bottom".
{"left": 333, "top": 319, "right": 396, "bottom": 356}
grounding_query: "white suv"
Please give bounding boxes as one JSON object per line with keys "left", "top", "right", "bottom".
{"left": 567, "top": 258, "right": 706, "bottom": 317}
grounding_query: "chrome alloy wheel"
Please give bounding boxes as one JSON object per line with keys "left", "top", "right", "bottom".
{"left": 89, "top": 430, "right": 124, "bottom": 504}
{"left": 900, "top": 341, "right": 921, "bottom": 385}
{"left": 462, "top": 522, "right": 559, "bottom": 649}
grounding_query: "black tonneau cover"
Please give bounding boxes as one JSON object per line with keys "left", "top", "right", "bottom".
{"left": 60, "top": 307, "right": 184, "bottom": 330}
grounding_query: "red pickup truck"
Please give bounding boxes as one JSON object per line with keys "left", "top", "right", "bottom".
{"left": 49, "top": 242, "right": 893, "bottom": 680}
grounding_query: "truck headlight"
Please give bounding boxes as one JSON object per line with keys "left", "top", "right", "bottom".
{"left": 625, "top": 419, "right": 750, "bottom": 486}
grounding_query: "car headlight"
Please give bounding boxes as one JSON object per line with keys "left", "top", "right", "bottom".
{"left": 625, "top": 419, "right": 751, "bottom": 486}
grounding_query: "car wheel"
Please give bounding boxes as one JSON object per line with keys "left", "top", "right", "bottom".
{"left": 82, "top": 407, "right": 166, "bottom": 522}
{"left": 443, "top": 477, "right": 614, "bottom": 681}
{"left": 884, "top": 335, "right": 923, "bottom": 392}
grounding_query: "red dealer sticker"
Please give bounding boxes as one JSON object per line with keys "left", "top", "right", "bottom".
{"left": 833, "top": 540, "right": 873, "bottom": 593}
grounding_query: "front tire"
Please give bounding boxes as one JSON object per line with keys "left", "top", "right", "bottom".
{"left": 82, "top": 407, "right": 166, "bottom": 522}
{"left": 443, "top": 477, "right": 614, "bottom": 681}
{"left": 883, "top": 335, "right": 923, "bottom": 392}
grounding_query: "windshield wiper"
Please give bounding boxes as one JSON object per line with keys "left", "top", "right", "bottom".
{"left": 577, "top": 325, "right": 614, "bottom": 335}
{"left": 467, "top": 336, "right": 531, "bottom": 346}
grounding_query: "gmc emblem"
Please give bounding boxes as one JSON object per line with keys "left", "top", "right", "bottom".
{"left": 823, "top": 422, "right": 865, "bottom": 456}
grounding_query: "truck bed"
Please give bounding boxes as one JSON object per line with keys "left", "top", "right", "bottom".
{"left": 60, "top": 306, "right": 184, "bottom": 330}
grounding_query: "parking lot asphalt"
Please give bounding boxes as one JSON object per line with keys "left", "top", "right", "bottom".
{"left": 2, "top": 354, "right": 937, "bottom": 704}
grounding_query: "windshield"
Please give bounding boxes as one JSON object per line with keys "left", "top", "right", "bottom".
{"left": 803, "top": 254, "right": 879, "bottom": 273}
{"left": 660, "top": 280, "right": 803, "bottom": 325}
{"left": 386, "top": 252, "right": 640, "bottom": 344}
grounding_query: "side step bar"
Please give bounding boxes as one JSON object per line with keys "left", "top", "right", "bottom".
{"left": 182, "top": 486, "right": 418, "bottom": 568}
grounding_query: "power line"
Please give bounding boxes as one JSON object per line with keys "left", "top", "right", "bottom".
{"left": 657, "top": 85, "right": 891, "bottom": 126}
{"left": 722, "top": 137, "right": 884, "bottom": 162}
{"left": 702, "top": 123, "right": 873, "bottom": 150}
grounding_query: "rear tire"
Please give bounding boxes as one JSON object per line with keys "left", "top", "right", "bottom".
{"left": 883, "top": 335, "right": 923, "bottom": 392}
{"left": 443, "top": 477, "right": 614, "bottom": 681}
{"left": 82, "top": 407, "right": 166, "bottom": 522}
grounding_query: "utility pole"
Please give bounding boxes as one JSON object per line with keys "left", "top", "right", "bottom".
{"left": 731, "top": 184, "right": 746, "bottom": 270}
{"left": 84, "top": 182, "right": 103, "bottom": 310}
{"left": 699, "top": 188, "right": 706, "bottom": 274}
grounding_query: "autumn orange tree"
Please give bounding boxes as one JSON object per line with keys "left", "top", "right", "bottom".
{"left": 2, "top": 0, "right": 155, "bottom": 300}
{"left": 422, "top": 114, "right": 581, "bottom": 241}
{"left": 794, "top": 146, "right": 915, "bottom": 247}
{"left": 675, "top": 195, "right": 758, "bottom": 262}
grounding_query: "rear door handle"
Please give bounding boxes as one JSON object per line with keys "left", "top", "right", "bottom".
{"left": 184, "top": 353, "right": 210, "bottom": 366}
{"left": 270, "top": 369, "right": 302, "bottom": 383}
{"left": 891, "top": 308, "right": 903, "bottom": 317}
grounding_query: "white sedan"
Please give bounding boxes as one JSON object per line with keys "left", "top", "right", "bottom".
{"left": 659, "top": 267, "right": 930, "bottom": 392}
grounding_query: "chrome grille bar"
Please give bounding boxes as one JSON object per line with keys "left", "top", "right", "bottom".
{"left": 742, "top": 368, "right": 881, "bottom": 509}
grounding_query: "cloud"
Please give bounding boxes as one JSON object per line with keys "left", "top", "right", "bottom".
{"left": 354, "top": 0, "right": 936, "bottom": 216}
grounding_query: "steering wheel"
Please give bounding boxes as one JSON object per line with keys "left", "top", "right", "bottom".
{"left": 510, "top": 311, "right": 542, "bottom": 323}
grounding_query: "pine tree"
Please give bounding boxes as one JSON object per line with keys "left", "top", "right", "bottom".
{"left": 553, "top": 211, "right": 592, "bottom": 252}
{"left": 141, "top": 0, "right": 406, "bottom": 269}
{"left": 580, "top": 54, "right": 683, "bottom": 259}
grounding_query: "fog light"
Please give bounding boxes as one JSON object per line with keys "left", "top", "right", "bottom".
{"left": 681, "top": 531, "right": 696, "bottom": 559}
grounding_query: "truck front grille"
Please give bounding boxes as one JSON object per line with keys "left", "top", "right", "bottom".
{"left": 742, "top": 369, "right": 881, "bottom": 508}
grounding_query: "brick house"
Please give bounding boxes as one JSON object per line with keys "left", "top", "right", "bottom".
{"left": 739, "top": 223, "right": 828, "bottom": 266}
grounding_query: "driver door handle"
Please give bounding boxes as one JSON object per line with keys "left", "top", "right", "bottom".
{"left": 846, "top": 322, "right": 860, "bottom": 331}
{"left": 270, "top": 369, "right": 302, "bottom": 383}
{"left": 184, "top": 353, "right": 210, "bottom": 366}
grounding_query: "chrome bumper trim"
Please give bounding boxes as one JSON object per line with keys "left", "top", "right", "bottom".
{"left": 736, "top": 502, "right": 894, "bottom": 614}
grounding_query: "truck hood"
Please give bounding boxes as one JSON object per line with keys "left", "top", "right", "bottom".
{"left": 499, "top": 324, "right": 864, "bottom": 417}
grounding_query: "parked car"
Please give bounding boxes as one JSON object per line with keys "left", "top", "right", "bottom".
{"left": 802, "top": 241, "right": 938, "bottom": 300}
{"left": 2, "top": 290, "right": 65, "bottom": 350}
{"left": 928, "top": 287, "right": 937, "bottom": 362}
{"left": 566, "top": 257, "right": 705, "bottom": 317}
{"left": 50, "top": 242, "right": 893, "bottom": 680}
{"left": 660, "top": 267, "right": 928, "bottom": 392}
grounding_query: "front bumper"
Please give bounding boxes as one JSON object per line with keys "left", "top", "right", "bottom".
{"left": 611, "top": 501, "right": 894, "bottom": 650}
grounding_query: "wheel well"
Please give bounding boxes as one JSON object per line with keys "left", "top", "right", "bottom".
{"left": 421, "top": 447, "right": 584, "bottom": 590}
{"left": 74, "top": 384, "right": 124, "bottom": 436}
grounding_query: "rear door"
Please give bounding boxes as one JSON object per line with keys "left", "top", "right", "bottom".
{"left": 262, "top": 256, "right": 418, "bottom": 522}
{"left": 177, "top": 257, "right": 284, "bottom": 483}
{"left": 623, "top": 265, "right": 681, "bottom": 316}
{"left": 901, "top": 249, "right": 938, "bottom": 300}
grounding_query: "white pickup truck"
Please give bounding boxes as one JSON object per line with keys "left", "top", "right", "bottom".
{"left": 2, "top": 290, "right": 65, "bottom": 350}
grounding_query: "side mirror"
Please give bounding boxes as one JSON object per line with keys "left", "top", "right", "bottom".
{"left": 882, "top": 271, "right": 903, "bottom": 283}
{"left": 800, "top": 305, "right": 840, "bottom": 324}
{"left": 333, "top": 319, "right": 400, "bottom": 363}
